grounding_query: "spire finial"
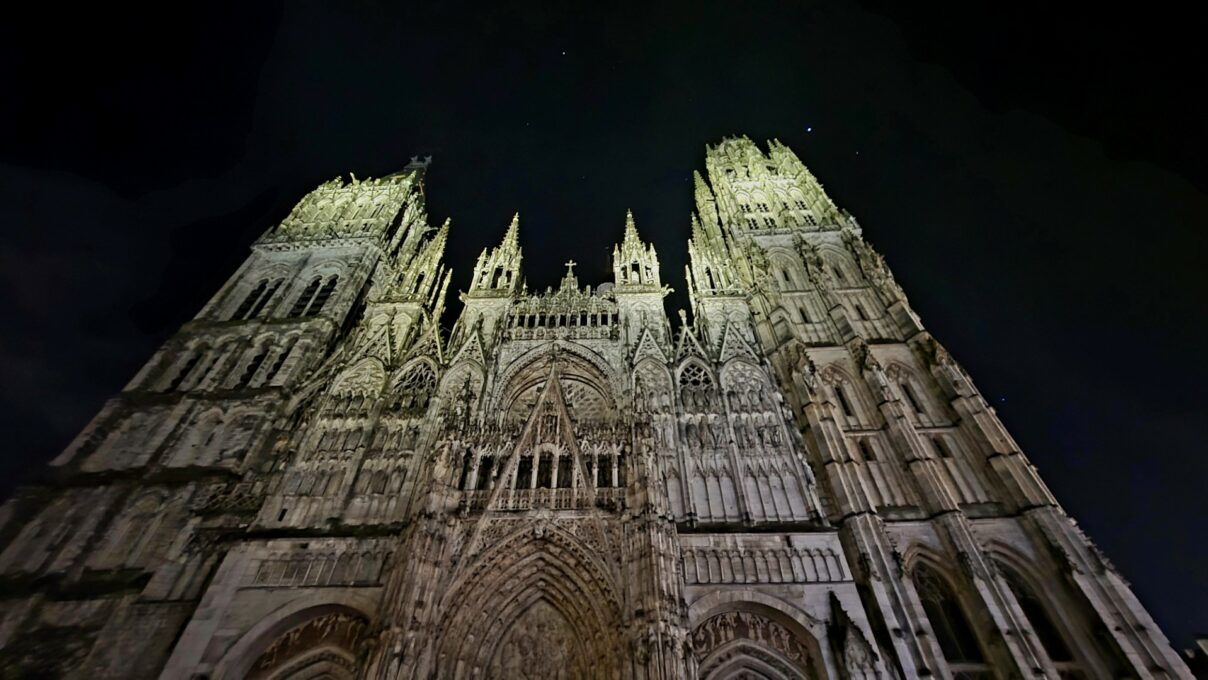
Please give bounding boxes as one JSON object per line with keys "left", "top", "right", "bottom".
{"left": 502, "top": 212, "right": 520, "bottom": 245}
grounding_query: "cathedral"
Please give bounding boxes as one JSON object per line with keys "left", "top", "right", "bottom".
{"left": 0, "top": 137, "right": 1192, "bottom": 679}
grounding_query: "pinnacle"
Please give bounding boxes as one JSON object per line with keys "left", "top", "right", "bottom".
{"left": 623, "top": 209, "right": 641, "bottom": 242}
{"left": 502, "top": 212, "right": 520, "bottom": 246}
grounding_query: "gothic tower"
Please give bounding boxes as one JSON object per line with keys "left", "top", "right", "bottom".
{"left": 0, "top": 143, "right": 1191, "bottom": 679}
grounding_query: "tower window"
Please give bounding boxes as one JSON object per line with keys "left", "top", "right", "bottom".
{"left": 239, "top": 348, "right": 269, "bottom": 388}
{"left": 858, "top": 439, "right": 877, "bottom": 462}
{"left": 309, "top": 276, "right": 339, "bottom": 314}
{"left": 253, "top": 278, "right": 283, "bottom": 318}
{"left": 901, "top": 381, "right": 925, "bottom": 414}
{"left": 835, "top": 384, "right": 855, "bottom": 418}
{"left": 287, "top": 275, "right": 339, "bottom": 318}
{"left": 232, "top": 279, "right": 268, "bottom": 320}
{"left": 1001, "top": 567, "right": 1075, "bottom": 663}
{"left": 166, "top": 353, "right": 202, "bottom": 392}
{"left": 264, "top": 341, "right": 295, "bottom": 386}
{"left": 932, "top": 436, "right": 954, "bottom": 459}
{"left": 288, "top": 278, "right": 322, "bottom": 318}
{"left": 913, "top": 564, "right": 986, "bottom": 665}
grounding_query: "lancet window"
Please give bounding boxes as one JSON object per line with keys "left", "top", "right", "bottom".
{"left": 288, "top": 275, "right": 340, "bottom": 318}
{"left": 912, "top": 563, "right": 989, "bottom": 673}
{"left": 999, "top": 566, "right": 1079, "bottom": 669}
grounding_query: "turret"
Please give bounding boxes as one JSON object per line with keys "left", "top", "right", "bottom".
{"left": 612, "top": 210, "right": 662, "bottom": 290}
{"left": 452, "top": 213, "right": 526, "bottom": 350}
{"left": 609, "top": 212, "right": 670, "bottom": 348}
{"left": 469, "top": 213, "right": 524, "bottom": 296}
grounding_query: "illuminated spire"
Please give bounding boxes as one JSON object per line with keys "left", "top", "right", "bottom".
{"left": 612, "top": 211, "right": 661, "bottom": 290}
{"left": 470, "top": 213, "right": 524, "bottom": 295}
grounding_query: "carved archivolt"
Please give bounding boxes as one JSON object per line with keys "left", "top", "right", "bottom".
{"left": 436, "top": 524, "right": 624, "bottom": 679}
{"left": 246, "top": 611, "right": 368, "bottom": 680}
{"left": 692, "top": 610, "right": 821, "bottom": 680}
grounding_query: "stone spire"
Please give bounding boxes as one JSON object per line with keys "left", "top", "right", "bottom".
{"left": 612, "top": 210, "right": 661, "bottom": 290}
{"left": 470, "top": 213, "right": 523, "bottom": 295}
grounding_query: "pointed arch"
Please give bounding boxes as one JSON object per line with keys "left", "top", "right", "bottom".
{"left": 386, "top": 358, "right": 438, "bottom": 415}
{"left": 210, "top": 594, "right": 377, "bottom": 680}
{"left": 330, "top": 357, "right": 386, "bottom": 398}
{"left": 903, "top": 548, "right": 993, "bottom": 673}
{"left": 687, "top": 592, "right": 827, "bottom": 679}
{"left": 496, "top": 345, "right": 618, "bottom": 426}
{"left": 816, "top": 244, "right": 861, "bottom": 285}
{"left": 435, "top": 524, "right": 624, "bottom": 679}
{"left": 984, "top": 541, "right": 1097, "bottom": 674}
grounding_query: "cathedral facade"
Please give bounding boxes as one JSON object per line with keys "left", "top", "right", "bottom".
{"left": 0, "top": 138, "right": 1191, "bottom": 679}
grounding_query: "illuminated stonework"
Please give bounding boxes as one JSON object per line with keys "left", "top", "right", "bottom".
{"left": 0, "top": 143, "right": 1191, "bottom": 678}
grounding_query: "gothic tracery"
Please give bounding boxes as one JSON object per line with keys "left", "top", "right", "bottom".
{"left": 0, "top": 141, "right": 1189, "bottom": 680}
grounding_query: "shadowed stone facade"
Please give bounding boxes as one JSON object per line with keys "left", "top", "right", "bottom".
{"left": 0, "top": 139, "right": 1191, "bottom": 679}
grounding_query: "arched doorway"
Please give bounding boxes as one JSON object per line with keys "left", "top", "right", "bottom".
{"left": 212, "top": 601, "right": 372, "bottom": 680}
{"left": 435, "top": 524, "right": 624, "bottom": 679}
{"left": 690, "top": 603, "right": 825, "bottom": 679}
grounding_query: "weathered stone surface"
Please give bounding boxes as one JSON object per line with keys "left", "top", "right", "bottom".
{"left": 0, "top": 143, "right": 1190, "bottom": 679}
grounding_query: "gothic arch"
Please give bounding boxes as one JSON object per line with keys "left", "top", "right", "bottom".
{"left": 436, "top": 523, "right": 623, "bottom": 679}
{"left": 496, "top": 345, "right": 619, "bottom": 425}
{"left": 633, "top": 359, "right": 673, "bottom": 414}
{"left": 496, "top": 341, "right": 620, "bottom": 402}
{"left": 902, "top": 545, "right": 995, "bottom": 673}
{"left": 815, "top": 244, "right": 860, "bottom": 284}
{"left": 767, "top": 249, "right": 807, "bottom": 289}
{"left": 211, "top": 593, "right": 378, "bottom": 680}
{"left": 331, "top": 357, "right": 387, "bottom": 398}
{"left": 984, "top": 540, "right": 1102, "bottom": 674}
{"left": 687, "top": 592, "right": 827, "bottom": 680}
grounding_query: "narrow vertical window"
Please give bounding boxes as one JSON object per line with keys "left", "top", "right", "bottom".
{"left": 858, "top": 439, "right": 877, "bottom": 462}
{"left": 835, "top": 384, "right": 855, "bottom": 418}
{"left": 913, "top": 564, "right": 987, "bottom": 666}
{"left": 457, "top": 451, "right": 473, "bottom": 490}
{"left": 288, "top": 278, "right": 321, "bottom": 318}
{"left": 597, "top": 454, "right": 612, "bottom": 488}
{"left": 901, "top": 381, "right": 925, "bottom": 414}
{"left": 248, "top": 278, "right": 283, "bottom": 318}
{"left": 264, "top": 341, "right": 294, "bottom": 386}
{"left": 1001, "top": 568, "right": 1075, "bottom": 664}
{"left": 536, "top": 453, "right": 554, "bottom": 489}
{"left": 232, "top": 280, "right": 267, "bottom": 320}
{"left": 556, "top": 455, "right": 573, "bottom": 489}
{"left": 239, "top": 348, "right": 269, "bottom": 388}
{"left": 308, "top": 276, "right": 339, "bottom": 315}
{"left": 167, "top": 352, "right": 202, "bottom": 392}
{"left": 932, "top": 436, "right": 954, "bottom": 459}
{"left": 476, "top": 457, "right": 494, "bottom": 491}
{"left": 515, "top": 455, "right": 533, "bottom": 489}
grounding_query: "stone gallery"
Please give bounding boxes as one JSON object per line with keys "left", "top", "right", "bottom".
{"left": 0, "top": 138, "right": 1191, "bottom": 678}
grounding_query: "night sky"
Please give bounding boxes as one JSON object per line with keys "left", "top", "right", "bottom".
{"left": 2, "top": 2, "right": 1204, "bottom": 646}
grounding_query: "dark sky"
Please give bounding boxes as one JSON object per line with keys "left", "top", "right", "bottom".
{"left": 2, "top": 1, "right": 1204, "bottom": 647}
